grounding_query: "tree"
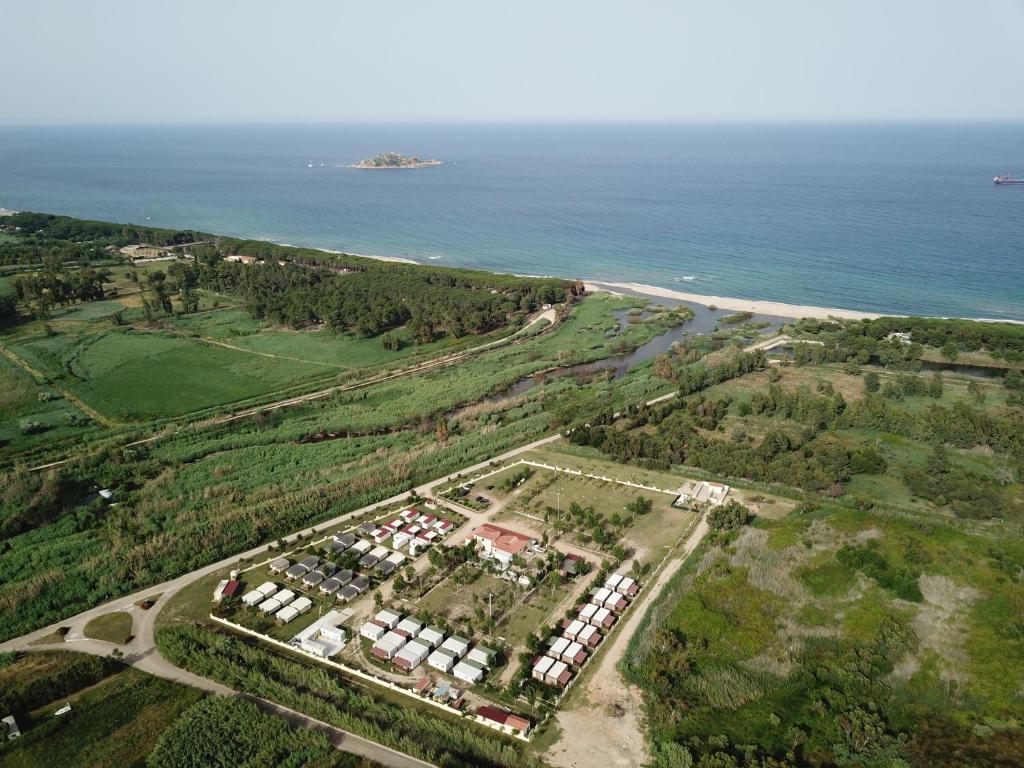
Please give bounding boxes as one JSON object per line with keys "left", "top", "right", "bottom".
{"left": 926, "top": 444, "right": 950, "bottom": 475}
{"left": 0, "top": 294, "right": 17, "bottom": 326}
{"left": 864, "top": 371, "right": 881, "bottom": 393}
{"left": 941, "top": 341, "right": 960, "bottom": 361}
{"left": 627, "top": 496, "right": 653, "bottom": 517}
{"left": 707, "top": 500, "right": 750, "bottom": 531}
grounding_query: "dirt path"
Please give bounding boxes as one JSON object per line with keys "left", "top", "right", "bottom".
{"left": 190, "top": 335, "right": 354, "bottom": 369}
{"left": 0, "top": 345, "right": 118, "bottom": 427}
{"left": 546, "top": 515, "right": 709, "bottom": 768}
{"left": 27, "top": 308, "right": 560, "bottom": 472}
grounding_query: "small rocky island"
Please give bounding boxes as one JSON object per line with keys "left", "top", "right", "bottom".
{"left": 350, "top": 152, "right": 443, "bottom": 169}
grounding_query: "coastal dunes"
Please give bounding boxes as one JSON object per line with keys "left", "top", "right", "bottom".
{"left": 585, "top": 280, "right": 882, "bottom": 321}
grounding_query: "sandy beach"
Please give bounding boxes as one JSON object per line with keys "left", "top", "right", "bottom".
{"left": 302, "top": 245, "right": 419, "bottom": 265}
{"left": 586, "top": 280, "right": 884, "bottom": 321}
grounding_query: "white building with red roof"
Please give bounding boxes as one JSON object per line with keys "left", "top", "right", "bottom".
{"left": 465, "top": 523, "right": 535, "bottom": 569}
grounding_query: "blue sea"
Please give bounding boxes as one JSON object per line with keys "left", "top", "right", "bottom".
{"left": 1, "top": 122, "right": 1022, "bottom": 320}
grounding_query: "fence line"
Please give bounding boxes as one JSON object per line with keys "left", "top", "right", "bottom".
{"left": 208, "top": 614, "right": 532, "bottom": 742}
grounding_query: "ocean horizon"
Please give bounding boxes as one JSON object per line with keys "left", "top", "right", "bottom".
{"left": 1, "top": 121, "right": 1022, "bottom": 321}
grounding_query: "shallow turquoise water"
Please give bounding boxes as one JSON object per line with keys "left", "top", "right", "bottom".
{"left": 1, "top": 122, "right": 1021, "bottom": 320}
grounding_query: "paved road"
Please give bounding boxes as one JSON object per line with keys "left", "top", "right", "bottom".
{"left": 1, "top": 432, "right": 565, "bottom": 766}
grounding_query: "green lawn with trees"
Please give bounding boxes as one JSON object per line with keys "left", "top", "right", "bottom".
{"left": 2, "top": 213, "right": 1023, "bottom": 767}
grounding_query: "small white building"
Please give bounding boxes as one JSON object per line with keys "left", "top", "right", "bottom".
{"left": 372, "top": 631, "right": 407, "bottom": 661}
{"left": 440, "top": 635, "right": 470, "bottom": 658}
{"left": 350, "top": 539, "right": 372, "bottom": 555}
{"left": 564, "top": 619, "right": 586, "bottom": 640}
{"left": 546, "top": 660, "right": 571, "bottom": 687}
{"left": 427, "top": 647, "right": 458, "bottom": 672}
{"left": 291, "top": 596, "right": 312, "bottom": 614}
{"left": 418, "top": 626, "right": 445, "bottom": 648}
{"left": 375, "top": 609, "right": 402, "bottom": 629}
{"left": 256, "top": 582, "right": 279, "bottom": 598}
{"left": 241, "top": 589, "right": 265, "bottom": 607}
{"left": 394, "top": 638, "right": 431, "bottom": 670}
{"left": 276, "top": 605, "right": 301, "bottom": 624}
{"left": 577, "top": 624, "right": 601, "bottom": 647}
{"left": 361, "top": 621, "right": 388, "bottom": 641}
{"left": 466, "top": 645, "right": 494, "bottom": 666}
{"left": 578, "top": 603, "right": 598, "bottom": 623}
{"left": 532, "top": 655, "right": 555, "bottom": 681}
{"left": 452, "top": 658, "right": 486, "bottom": 684}
{"left": 385, "top": 551, "right": 407, "bottom": 566}
{"left": 396, "top": 617, "right": 423, "bottom": 638}
{"left": 274, "top": 589, "right": 296, "bottom": 607}
{"left": 213, "top": 579, "right": 229, "bottom": 602}
{"left": 259, "top": 597, "right": 282, "bottom": 614}
{"left": 548, "top": 637, "right": 570, "bottom": 660}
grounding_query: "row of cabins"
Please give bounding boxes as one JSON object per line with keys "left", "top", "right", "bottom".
{"left": 531, "top": 571, "right": 642, "bottom": 689}
{"left": 270, "top": 545, "right": 375, "bottom": 602}
{"left": 240, "top": 582, "right": 314, "bottom": 623}
{"left": 364, "top": 508, "right": 454, "bottom": 557}
{"left": 361, "top": 609, "right": 495, "bottom": 683}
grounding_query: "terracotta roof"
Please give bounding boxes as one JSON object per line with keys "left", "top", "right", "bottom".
{"left": 468, "top": 523, "right": 532, "bottom": 556}
{"left": 477, "top": 705, "right": 509, "bottom": 724}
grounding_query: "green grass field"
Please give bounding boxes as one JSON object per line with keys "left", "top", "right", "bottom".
{"left": 0, "top": 655, "right": 201, "bottom": 768}
{"left": 8, "top": 328, "right": 342, "bottom": 420}
{"left": 0, "top": 353, "right": 97, "bottom": 455}
{"left": 82, "top": 612, "right": 133, "bottom": 644}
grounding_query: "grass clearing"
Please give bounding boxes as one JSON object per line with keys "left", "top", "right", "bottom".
{"left": 82, "top": 612, "right": 134, "bottom": 644}
{"left": 0, "top": 667, "right": 201, "bottom": 768}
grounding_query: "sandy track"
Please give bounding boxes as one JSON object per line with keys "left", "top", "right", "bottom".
{"left": 546, "top": 516, "right": 708, "bottom": 768}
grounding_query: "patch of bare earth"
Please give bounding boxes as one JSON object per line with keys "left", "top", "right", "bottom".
{"left": 545, "top": 518, "right": 709, "bottom": 768}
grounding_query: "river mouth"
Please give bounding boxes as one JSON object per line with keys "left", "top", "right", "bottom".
{"left": 458, "top": 299, "right": 789, "bottom": 410}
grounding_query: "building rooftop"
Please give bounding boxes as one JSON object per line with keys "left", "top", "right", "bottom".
{"left": 466, "top": 523, "right": 533, "bottom": 556}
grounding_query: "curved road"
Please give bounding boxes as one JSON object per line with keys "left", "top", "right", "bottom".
{"left": 1, "top": 432, "right": 564, "bottom": 767}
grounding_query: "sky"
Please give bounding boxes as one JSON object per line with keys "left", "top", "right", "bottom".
{"left": 3, "top": 0, "right": 1024, "bottom": 124}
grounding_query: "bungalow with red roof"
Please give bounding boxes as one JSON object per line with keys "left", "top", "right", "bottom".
{"left": 465, "top": 523, "right": 535, "bottom": 569}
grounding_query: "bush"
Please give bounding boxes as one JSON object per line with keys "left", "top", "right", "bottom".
{"left": 707, "top": 500, "right": 750, "bottom": 531}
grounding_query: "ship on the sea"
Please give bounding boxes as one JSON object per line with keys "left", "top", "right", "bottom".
{"left": 994, "top": 173, "right": 1024, "bottom": 185}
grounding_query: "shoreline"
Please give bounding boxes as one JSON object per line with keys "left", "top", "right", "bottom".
{"left": 586, "top": 281, "right": 1024, "bottom": 325}
{"left": 585, "top": 281, "right": 885, "bottom": 321}
{"left": 314, "top": 247, "right": 419, "bottom": 265}
{"left": 5, "top": 205, "right": 1019, "bottom": 324}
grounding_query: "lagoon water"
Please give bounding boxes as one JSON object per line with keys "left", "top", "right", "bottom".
{"left": 1, "top": 122, "right": 1022, "bottom": 320}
